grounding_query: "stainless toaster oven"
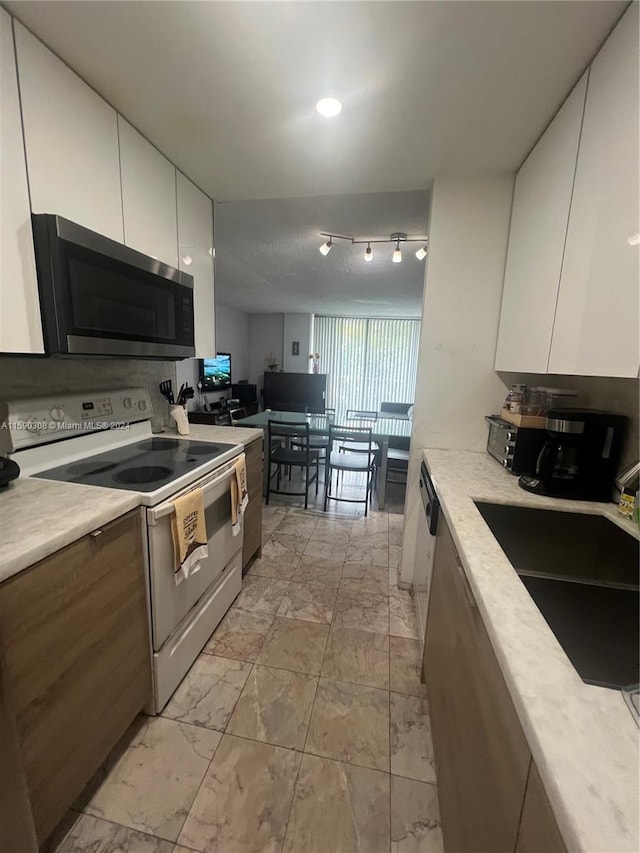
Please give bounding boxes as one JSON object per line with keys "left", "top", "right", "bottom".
{"left": 484, "top": 415, "right": 546, "bottom": 475}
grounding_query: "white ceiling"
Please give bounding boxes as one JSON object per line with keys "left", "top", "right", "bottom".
{"left": 214, "top": 190, "right": 430, "bottom": 317}
{"left": 7, "top": 1, "right": 626, "bottom": 203}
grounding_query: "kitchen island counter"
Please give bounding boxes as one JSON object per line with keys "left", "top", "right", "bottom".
{"left": 423, "top": 448, "right": 638, "bottom": 853}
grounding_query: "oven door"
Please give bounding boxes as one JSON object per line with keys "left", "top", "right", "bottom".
{"left": 147, "top": 454, "right": 245, "bottom": 651}
{"left": 33, "top": 214, "right": 195, "bottom": 359}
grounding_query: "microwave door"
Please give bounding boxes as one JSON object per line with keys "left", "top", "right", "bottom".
{"left": 33, "top": 213, "right": 195, "bottom": 359}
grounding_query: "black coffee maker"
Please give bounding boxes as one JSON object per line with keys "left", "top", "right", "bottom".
{"left": 519, "top": 409, "right": 628, "bottom": 501}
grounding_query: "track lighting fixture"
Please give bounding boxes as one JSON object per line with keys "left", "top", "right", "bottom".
{"left": 318, "top": 231, "right": 427, "bottom": 264}
{"left": 392, "top": 236, "right": 402, "bottom": 264}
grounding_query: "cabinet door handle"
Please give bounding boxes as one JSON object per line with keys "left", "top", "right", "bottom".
{"left": 456, "top": 557, "right": 477, "bottom": 610}
{"left": 90, "top": 529, "right": 103, "bottom": 539}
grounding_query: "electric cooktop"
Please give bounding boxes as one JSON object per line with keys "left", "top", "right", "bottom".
{"left": 34, "top": 437, "right": 238, "bottom": 493}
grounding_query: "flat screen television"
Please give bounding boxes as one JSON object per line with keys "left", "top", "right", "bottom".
{"left": 200, "top": 353, "right": 231, "bottom": 391}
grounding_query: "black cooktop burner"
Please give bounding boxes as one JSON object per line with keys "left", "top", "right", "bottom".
{"left": 115, "top": 465, "right": 173, "bottom": 485}
{"left": 137, "top": 438, "right": 182, "bottom": 452}
{"left": 67, "top": 461, "right": 118, "bottom": 477}
{"left": 33, "top": 437, "right": 239, "bottom": 495}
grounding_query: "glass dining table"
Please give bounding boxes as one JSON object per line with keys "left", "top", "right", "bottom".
{"left": 239, "top": 409, "right": 412, "bottom": 510}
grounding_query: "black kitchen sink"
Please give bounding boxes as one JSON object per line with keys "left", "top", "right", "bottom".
{"left": 474, "top": 502, "right": 639, "bottom": 689}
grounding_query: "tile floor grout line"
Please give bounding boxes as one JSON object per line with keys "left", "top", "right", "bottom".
{"left": 170, "top": 660, "right": 257, "bottom": 848}
{"left": 54, "top": 811, "right": 180, "bottom": 851}
{"left": 278, "top": 617, "right": 334, "bottom": 853}
{"left": 170, "top": 713, "right": 229, "bottom": 851}
{"left": 388, "top": 628, "right": 393, "bottom": 851}
{"left": 301, "top": 744, "right": 392, "bottom": 776}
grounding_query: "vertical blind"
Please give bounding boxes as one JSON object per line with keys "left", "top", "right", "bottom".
{"left": 313, "top": 316, "right": 420, "bottom": 412}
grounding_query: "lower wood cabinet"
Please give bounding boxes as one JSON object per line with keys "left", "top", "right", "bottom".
{"left": 0, "top": 510, "right": 152, "bottom": 844}
{"left": 424, "top": 515, "right": 566, "bottom": 853}
{"left": 516, "top": 763, "right": 566, "bottom": 853}
{"left": 243, "top": 436, "right": 264, "bottom": 569}
{"left": 0, "top": 647, "right": 38, "bottom": 852}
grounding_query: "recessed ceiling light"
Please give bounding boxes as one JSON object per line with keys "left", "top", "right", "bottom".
{"left": 316, "top": 97, "right": 342, "bottom": 117}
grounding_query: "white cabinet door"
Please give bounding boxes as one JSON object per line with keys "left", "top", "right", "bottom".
{"left": 0, "top": 12, "right": 43, "bottom": 353}
{"left": 118, "top": 117, "right": 178, "bottom": 268}
{"left": 14, "top": 23, "right": 123, "bottom": 242}
{"left": 495, "top": 73, "right": 587, "bottom": 373}
{"left": 548, "top": 4, "right": 639, "bottom": 378}
{"left": 176, "top": 173, "right": 215, "bottom": 358}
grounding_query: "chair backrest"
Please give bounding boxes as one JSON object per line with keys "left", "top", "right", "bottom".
{"left": 329, "top": 424, "right": 375, "bottom": 463}
{"left": 380, "top": 402, "right": 412, "bottom": 417}
{"left": 229, "top": 407, "right": 247, "bottom": 425}
{"left": 268, "top": 420, "right": 317, "bottom": 466}
{"left": 346, "top": 409, "right": 378, "bottom": 421}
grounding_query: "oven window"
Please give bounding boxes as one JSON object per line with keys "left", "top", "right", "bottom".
{"left": 204, "top": 491, "right": 232, "bottom": 536}
{"left": 69, "top": 258, "right": 176, "bottom": 340}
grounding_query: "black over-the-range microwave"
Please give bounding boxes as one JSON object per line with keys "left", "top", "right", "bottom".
{"left": 31, "top": 214, "right": 195, "bottom": 360}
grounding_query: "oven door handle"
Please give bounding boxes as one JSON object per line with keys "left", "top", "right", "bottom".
{"left": 147, "top": 452, "right": 244, "bottom": 524}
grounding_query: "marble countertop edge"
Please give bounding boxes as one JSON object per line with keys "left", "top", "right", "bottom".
{"left": 0, "top": 425, "right": 262, "bottom": 585}
{"left": 422, "top": 447, "right": 639, "bottom": 853}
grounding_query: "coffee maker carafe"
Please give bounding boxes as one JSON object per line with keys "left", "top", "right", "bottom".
{"left": 519, "top": 409, "right": 627, "bottom": 501}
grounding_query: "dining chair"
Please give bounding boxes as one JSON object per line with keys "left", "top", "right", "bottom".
{"left": 229, "top": 407, "right": 247, "bottom": 425}
{"left": 266, "top": 420, "right": 321, "bottom": 509}
{"left": 380, "top": 402, "right": 413, "bottom": 418}
{"left": 324, "top": 424, "right": 376, "bottom": 515}
{"left": 340, "top": 409, "right": 380, "bottom": 459}
{"left": 346, "top": 409, "right": 378, "bottom": 420}
{"left": 385, "top": 437, "right": 411, "bottom": 485}
{"left": 289, "top": 408, "right": 335, "bottom": 460}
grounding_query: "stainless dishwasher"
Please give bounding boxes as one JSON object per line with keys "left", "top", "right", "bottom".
{"left": 413, "top": 461, "right": 440, "bottom": 650}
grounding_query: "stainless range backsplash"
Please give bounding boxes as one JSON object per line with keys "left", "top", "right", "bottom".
{"left": 498, "top": 372, "right": 639, "bottom": 471}
{"left": 0, "top": 356, "right": 179, "bottom": 433}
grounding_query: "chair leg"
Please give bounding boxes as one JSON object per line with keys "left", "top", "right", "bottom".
{"left": 323, "top": 466, "right": 330, "bottom": 511}
{"left": 266, "top": 462, "right": 271, "bottom": 505}
{"left": 304, "top": 462, "right": 309, "bottom": 510}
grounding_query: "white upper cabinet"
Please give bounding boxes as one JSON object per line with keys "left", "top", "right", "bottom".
{"left": 176, "top": 173, "right": 215, "bottom": 358}
{"left": 548, "top": 4, "right": 639, "bottom": 378}
{"left": 118, "top": 117, "right": 178, "bottom": 268}
{"left": 14, "top": 23, "right": 123, "bottom": 242}
{"left": 0, "top": 11, "right": 43, "bottom": 354}
{"left": 495, "top": 73, "right": 587, "bottom": 373}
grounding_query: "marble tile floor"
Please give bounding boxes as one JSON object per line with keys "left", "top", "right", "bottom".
{"left": 50, "top": 506, "right": 443, "bottom": 853}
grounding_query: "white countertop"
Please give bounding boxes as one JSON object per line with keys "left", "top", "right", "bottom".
{"left": 0, "top": 477, "right": 141, "bottom": 584}
{"left": 423, "top": 448, "right": 639, "bottom": 853}
{"left": 0, "top": 425, "right": 263, "bottom": 585}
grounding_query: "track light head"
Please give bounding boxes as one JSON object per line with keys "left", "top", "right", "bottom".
{"left": 319, "top": 238, "right": 333, "bottom": 256}
{"left": 364, "top": 243, "right": 373, "bottom": 262}
{"left": 391, "top": 232, "right": 405, "bottom": 264}
{"left": 415, "top": 244, "right": 428, "bottom": 260}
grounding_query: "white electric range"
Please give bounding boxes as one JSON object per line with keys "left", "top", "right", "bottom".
{"left": 0, "top": 387, "right": 245, "bottom": 711}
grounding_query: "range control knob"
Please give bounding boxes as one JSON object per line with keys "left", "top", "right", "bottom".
{"left": 50, "top": 406, "right": 65, "bottom": 422}
{"left": 123, "top": 397, "right": 133, "bottom": 409}
{"left": 138, "top": 399, "right": 147, "bottom": 411}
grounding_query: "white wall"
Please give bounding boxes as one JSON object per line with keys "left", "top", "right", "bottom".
{"left": 176, "top": 302, "right": 250, "bottom": 410}
{"left": 248, "top": 313, "right": 284, "bottom": 392}
{"left": 283, "top": 313, "right": 313, "bottom": 373}
{"left": 217, "top": 303, "right": 251, "bottom": 382}
{"left": 400, "top": 176, "right": 514, "bottom": 585}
